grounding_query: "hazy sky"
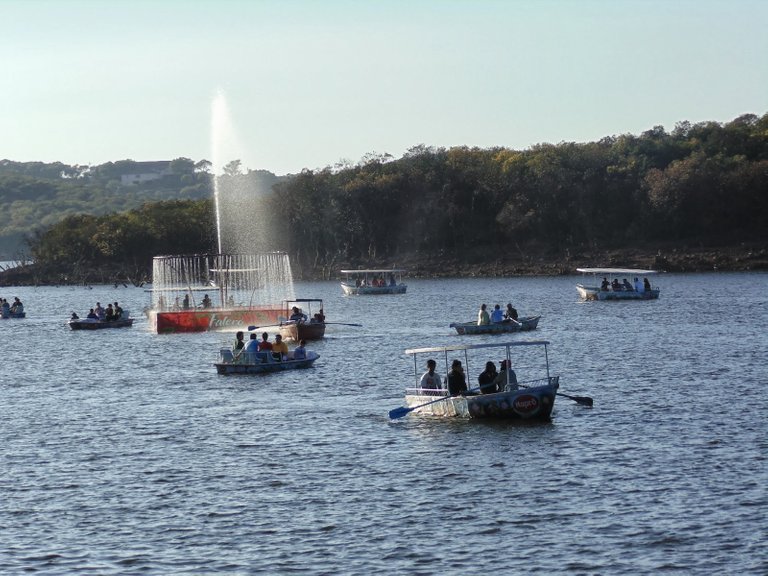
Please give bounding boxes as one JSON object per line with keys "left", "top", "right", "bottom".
{"left": 1, "top": 0, "right": 766, "bottom": 175}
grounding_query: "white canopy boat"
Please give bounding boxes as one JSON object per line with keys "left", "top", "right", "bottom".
{"left": 576, "top": 268, "right": 660, "bottom": 301}
{"left": 389, "top": 340, "right": 592, "bottom": 421}
{"left": 340, "top": 269, "right": 407, "bottom": 295}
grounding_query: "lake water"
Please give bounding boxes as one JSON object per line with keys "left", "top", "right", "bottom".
{"left": 1, "top": 273, "right": 766, "bottom": 575}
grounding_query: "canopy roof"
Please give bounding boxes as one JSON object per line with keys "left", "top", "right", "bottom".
{"left": 284, "top": 298, "right": 323, "bottom": 303}
{"left": 405, "top": 340, "right": 549, "bottom": 355}
{"left": 340, "top": 269, "right": 407, "bottom": 274}
{"left": 576, "top": 268, "right": 658, "bottom": 275}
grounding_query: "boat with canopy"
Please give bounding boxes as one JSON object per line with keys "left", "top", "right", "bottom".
{"left": 576, "top": 268, "right": 660, "bottom": 301}
{"left": 340, "top": 269, "right": 407, "bottom": 295}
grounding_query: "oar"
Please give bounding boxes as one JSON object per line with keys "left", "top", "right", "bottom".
{"left": 389, "top": 386, "right": 481, "bottom": 420}
{"left": 323, "top": 322, "right": 362, "bottom": 327}
{"left": 247, "top": 324, "right": 280, "bottom": 331}
{"left": 518, "top": 382, "right": 593, "bottom": 407}
{"left": 556, "top": 391, "right": 593, "bottom": 407}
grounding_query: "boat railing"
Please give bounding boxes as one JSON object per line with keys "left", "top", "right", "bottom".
{"left": 517, "top": 376, "right": 558, "bottom": 388}
{"left": 406, "top": 387, "right": 449, "bottom": 397}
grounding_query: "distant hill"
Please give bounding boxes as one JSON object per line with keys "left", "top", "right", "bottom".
{"left": 0, "top": 158, "right": 288, "bottom": 259}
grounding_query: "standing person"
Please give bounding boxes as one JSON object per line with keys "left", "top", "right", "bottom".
{"left": 490, "top": 304, "right": 504, "bottom": 323}
{"left": 419, "top": 359, "right": 442, "bottom": 392}
{"left": 293, "top": 339, "right": 307, "bottom": 360}
{"left": 477, "top": 304, "right": 490, "bottom": 326}
{"left": 202, "top": 294, "right": 212, "bottom": 308}
{"left": 95, "top": 302, "right": 105, "bottom": 319}
{"left": 447, "top": 359, "right": 468, "bottom": 396}
{"left": 478, "top": 361, "right": 499, "bottom": 394}
{"left": 634, "top": 277, "right": 644, "bottom": 293}
{"left": 257, "top": 332, "right": 273, "bottom": 352}
{"left": 272, "top": 334, "right": 289, "bottom": 360}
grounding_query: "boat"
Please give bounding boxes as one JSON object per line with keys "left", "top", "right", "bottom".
{"left": 69, "top": 317, "right": 134, "bottom": 330}
{"left": 450, "top": 315, "right": 541, "bottom": 335}
{"left": 576, "top": 268, "right": 660, "bottom": 301}
{"left": 389, "top": 340, "right": 591, "bottom": 421}
{"left": 214, "top": 348, "right": 320, "bottom": 375}
{"left": 340, "top": 269, "right": 407, "bottom": 295}
{"left": 278, "top": 298, "right": 326, "bottom": 341}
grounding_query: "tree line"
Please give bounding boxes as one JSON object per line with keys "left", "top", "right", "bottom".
{"left": 16, "top": 112, "right": 768, "bottom": 279}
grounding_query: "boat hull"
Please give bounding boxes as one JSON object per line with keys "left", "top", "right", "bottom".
{"left": 1, "top": 311, "right": 25, "bottom": 319}
{"left": 576, "top": 285, "right": 660, "bottom": 301}
{"left": 450, "top": 316, "right": 540, "bottom": 335}
{"left": 405, "top": 380, "right": 557, "bottom": 421}
{"left": 279, "top": 322, "right": 326, "bottom": 341}
{"left": 341, "top": 283, "right": 407, "bottom": 295}
{"left": 214, "top": 350, "right": 319, "bottom": 374}
{"left": 149, "top": 306, "right": 283, "bottom": 334}
{"left": 69, "top": 318, "right": 134, "bottom": 330}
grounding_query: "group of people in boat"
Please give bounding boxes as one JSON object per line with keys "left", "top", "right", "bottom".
{"left": 156, "top": 293, "right": 237, "bottom": 311}
{"left": 71, "top": 301, "right": 125, "bottom": 321}
{"left": 419, "top": 357, "right": 518, "bottom": 396}
{"left": 1, "top": 297, "right": 23, "bottom": 317}
{"left": 289, "top": 306, "right": 325, "bottom": 324}
{"left": 477, "top": 302, "right": 518, "bottom": 326}
{"left": 232, "top": 331, "right": 307, "bottom": 361}
{"left": 355, "top": 274, "right": 397, "bottom": 288}
{"left": 600, "top": 277, "right": 652, "bottom": 292}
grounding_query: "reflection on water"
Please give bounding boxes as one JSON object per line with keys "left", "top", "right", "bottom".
{"left": 1, "top": 273, "right": 766, "bottom": 574}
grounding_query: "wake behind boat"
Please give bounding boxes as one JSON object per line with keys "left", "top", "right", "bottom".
{"left": 389, "top": 340, "right": 591, "bottom": 421}
{"left": 450, "top": 315, "right": 540, "bottom": 335}
{"left": 576, "top": 268, "right": 660, "bottom": 301}
{"left": 214, "top": 348, "right": 319, "bottom": 375}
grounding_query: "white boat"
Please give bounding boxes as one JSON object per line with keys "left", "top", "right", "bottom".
{"left": 389, "top": 340, "right": 592, "bottom": 421}
{"left": 576, "top": 268, "right": 660, "bottom": 301}
{"left": 340, "top": 269, "right": 407, "bottom": 295}
{"left": 214, "top": 348, "right": 319, "bottom": 375}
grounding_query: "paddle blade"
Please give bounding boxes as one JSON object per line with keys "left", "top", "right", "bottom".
{"left": 247, "top": 325, "right": 258, "bottom": 331}
{"left": 575, "top": 396, "right": 594, "bottom": 407}
{"left": 388, "top": 406, "right": 414, "bottom": 420}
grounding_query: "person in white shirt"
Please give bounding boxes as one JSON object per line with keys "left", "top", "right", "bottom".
{"left": 634, "top": 277, "right": 644, "bottom": 293}
{"left": 419, "top": 359, "right": 442, "bottom": 394}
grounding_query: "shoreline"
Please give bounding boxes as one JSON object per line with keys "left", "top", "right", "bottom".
{"left": 1, "top": 243, "right": 766, "bottom": 287}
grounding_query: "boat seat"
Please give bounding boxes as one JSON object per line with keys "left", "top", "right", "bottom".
{"left": 220, "top": 348, "right": 234, "bottom": 362}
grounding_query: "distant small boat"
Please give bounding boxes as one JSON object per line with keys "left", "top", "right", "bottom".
{"left": 69, "top": 317, "right": 134, "bottom": 330}
{"left": 576, "top": 268, "right": 660, "bottom": 301}
{"left": 214, "top": 348, "right": 319, "bottom": 375}
{"left": 450, "top": 315, "right": 541, "bottom": 335}
{"left": 340, "top": 269, "right": 407, "bottom": 295}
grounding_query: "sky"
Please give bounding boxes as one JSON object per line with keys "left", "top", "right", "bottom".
{"left": 1, "top": 0, "right": 766, "bottom": 176}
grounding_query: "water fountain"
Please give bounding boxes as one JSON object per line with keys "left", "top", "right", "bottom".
{"left": 148, "top": 91, "right": 295, "bottom": 333}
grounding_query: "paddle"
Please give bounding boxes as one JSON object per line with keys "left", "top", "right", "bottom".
{"left": 556, "top": 391, "right": 594, "bottom": 407}
{"left": 389, "top": 386, "right": 481, "bottom": 420}
{"left": 518, "top": 382, "right": 593, "bottom": 407}
{"left": 323, "top": 322, "right": 362, "bottom": 327}
{"left": 247, "top": 324, "right": 280, "bottom": 331}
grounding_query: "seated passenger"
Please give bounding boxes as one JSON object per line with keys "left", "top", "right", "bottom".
{"left": 644, "top": 277, "right": 652, "bottom": 292}
{"left": 601, "top": 277, "right": 610, "bottom": 291}
{"left": 494, "top": 360, "right": 518, "bottom": 391}
{"left": 634, "top": 277, "right": 644, "bottom": 293}
{"left": 289, "top": 306, "right": 307, "bottom": 322}
{"left": 419, "top": 359, "right": 442, "bottom": 392}
{"left": 611, "top": 279, "right": 621, "bottom": 291}
{"left": 622, "top": 278, "right": 633, "bottom": 291}
{"left": 257, "top": 332, "right": 273, "bottom": 352}
{"left": 293, "top": 339, "right": 307, "bottom": 360}
{"left": 478, "top": 361, "right": 498, "bottom": 394}
{"left": 86, "top": 308, "right": 99, "bottom": 319}
{"left": 272, "top": 334, "right": 289, "bottom": 360}
{"left": 490, "top": 304, "right": 504, "bottom": 323}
